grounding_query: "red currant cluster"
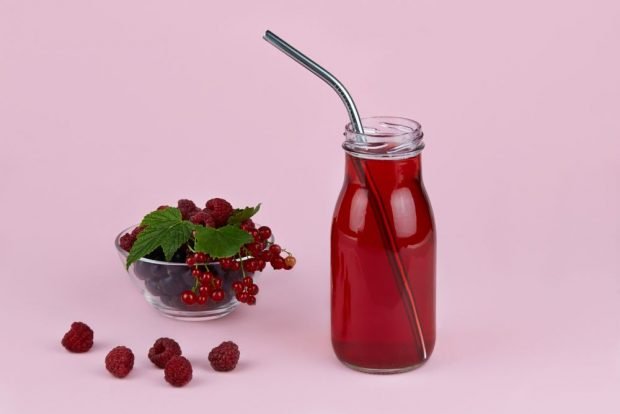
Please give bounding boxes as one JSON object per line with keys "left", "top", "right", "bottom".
{"left": 180, "top": 222, "right": 295, "bottom": 307}
{"left": 232, "top": 277, "right": 259, "bottom": 305}
{"left": 181, "top": 252, "right": 224, "bottom": 305}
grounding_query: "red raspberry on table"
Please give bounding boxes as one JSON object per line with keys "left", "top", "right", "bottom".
{"left": 208, "top": 341, "right": 240, "bottom": 372}
{"left": 105, "top": 346, "right": 134, "bottom": 378}
{"left": 164, "top": 356, "right": 193, "bottom": 387}
{"left": 148, "top": 337, "right": 182, "bottom": 369}
{"left": 189, "top": 210, "right": 216, "bottom": 227}
{"left": 61, "top": 322, "right": 94, "bottom": 353}
{"left": 205, "top": 198, "right": 233, "bottom": 227}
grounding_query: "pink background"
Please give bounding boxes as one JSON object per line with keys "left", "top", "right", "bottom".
{"left": 1, "top": 0, "right": 619, "bottom": 412}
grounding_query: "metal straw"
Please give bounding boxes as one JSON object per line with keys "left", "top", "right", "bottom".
{"left": 263, "top": 30, "right": 428, "bottom": 360}
{"left": 263, "top": 30, "right": 364, "bottom": 136}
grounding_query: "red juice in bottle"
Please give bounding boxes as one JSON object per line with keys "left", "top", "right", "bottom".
{"left": 331, "top": 117, "right": 436, "bottom": 373}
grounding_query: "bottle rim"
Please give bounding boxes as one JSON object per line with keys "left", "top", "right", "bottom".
{"left": 343, "top": 116, "right": 424, "bottom": 160}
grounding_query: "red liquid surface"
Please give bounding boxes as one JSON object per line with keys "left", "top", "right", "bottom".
{"left": 331, "top": 154, "right": 436, "bottom": 370}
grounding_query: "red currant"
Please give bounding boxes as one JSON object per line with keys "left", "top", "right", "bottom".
{"left": 193, "top": 252, "right": 204, "bottom": 263}
{"left": 284, "top": 256, "right": 296, "bottom": 268}
{"left": 198, "top": 285, "right": 210, "bottom": 296}
{"left": 192, "top": 268, "right": 203, "bottom": 278}
{"left": 211, "top": 289, "right": 225, "bottom": 302}
{"left": 244, "top": 259, "right": 258, "bottom": 272}
{"left": 232, "top": 281, "right": 243, "bottom": 293}
{"left": 212, "top": 277, "right": 223, "bottom": 289}
{"left": 237, "top": 292, "right": 249, "bottom": 303}
{"left": 220, "top": 258, "right": 232, "bottom": 269}
{"left": 257, "top": 259, "right": 266, "bottom": 271}
{"left": 248, "top": 284, "right": 259, "bottom": 295}
{"left": 246, "top": 295, "right": 257, "bottom": 305}
{"left": 197, "top": 295, "right": 208, "bottom": 305}
{"left": 271, "top": 256, "right": 285, "bottom": 270}
{"left": 249, "top": 229, "right": 260, "bottom": 242}
{"left": 199, "top": 272, "right": 213, "bottom": 284}
{"left": 242, "top": 276, "right": 254, "bottom": 287}
{"left": 258, "top": 226, "right": 272, "bottom": 241}
{"left": 185, "top": 256, "right": 196, "bottom": 267}
{"left": 269, "top": 244, "right": 282, "bottom": 255}
{"left": 259, "top": 250, "right": 273, "bottom": 261}
{"left": 181, "top": 291, "right": 197, "bottom": 305}
{"left": 230, "top": 260, "right": 240, "bottom": 271}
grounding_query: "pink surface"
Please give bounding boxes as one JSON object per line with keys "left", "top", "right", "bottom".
{"left": 1, "top": 0, "right": 619, "bottom": 412}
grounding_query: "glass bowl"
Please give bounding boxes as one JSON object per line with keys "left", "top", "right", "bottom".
{"left": 114, "top": 225, "right": 259, "bottom": 321}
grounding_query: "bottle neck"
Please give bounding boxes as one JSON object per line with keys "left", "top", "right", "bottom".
{"left": 344, "top": 153, "right": 422, "bottom": 186}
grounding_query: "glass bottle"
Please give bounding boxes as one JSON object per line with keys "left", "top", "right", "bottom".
{"left": 331, "top": 117, "right": 436, "bottom": 373}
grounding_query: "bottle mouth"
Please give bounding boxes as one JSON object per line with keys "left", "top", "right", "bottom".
{"left": 343, "top": 116, "right": 424, "bottom": 160}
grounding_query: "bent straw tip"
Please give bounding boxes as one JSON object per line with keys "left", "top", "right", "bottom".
{"left": 263, "top": 30, "right": 275, "bottom": 41}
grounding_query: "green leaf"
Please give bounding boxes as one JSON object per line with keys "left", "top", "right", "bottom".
{"left": 194, "top": 225, "right": 253, "bottom": 259}
{"left": 227, "top": 203, "right": 261, "bottom": 225}
{"left": 140, "top": 207, "right": 182, "bottom": 226}
{"left": 126, "top": 208, "right": 193, "bottom": 268}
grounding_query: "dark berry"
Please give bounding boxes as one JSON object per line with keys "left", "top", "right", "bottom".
{"left": 246, "top": 295, "right": 257, "bottom": 306}
{"left": 105, "top": 346, "right": 134, "bottom": 378}
{"left": 181, "top": 291, "right": 197, "bottom": 305}
{"left": 285, "top": 256, "right": 297, "bottom": 268}
{"left": 269, "top": 244, "right": 282, "bottom": 255}
{"left": 148, "top": 337, "right": 182, "bottom": 369}
{"left": 164, "top": 356, "right": 193, "bottom": 387}
{"left": 205, "top": 198, "right": 233, "bottom": 227}
{"left": 208, "top": 341, "right": 240, "bottom": 372}
{"left": 258, "top": 226, "right": 272, "bottom": 241}
{"left": 61, "top": 322, "right": 94, "bottom": 353}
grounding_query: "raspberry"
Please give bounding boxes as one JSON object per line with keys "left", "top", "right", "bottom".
{"left": 164, "top": 356, "right": 193, "bottom": 387}
{"left": 177, "top": 199, "right": 200, "bottom": 220}
{"left": 105, "top": 346, "right": 134, "bottom": 378}
{"left": 205, "top": 198, "right": 233, "bottom": 227}
{"left": 208, "top": 341, "right": 240, "bottom": 372}
{"left": 61, "top": 322, "right": 94, "bottom": 353}
{"left": 119, "top": 233, "right": 136, "bottom": 252}
{"left": 131, "top": 226, "right": 145, "bottom": 237}
{"left": 148, "top": 337, "right": 182, "bottom": 369}
{"left": 189, "top": 210, "right": 216, "bottom": 227}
